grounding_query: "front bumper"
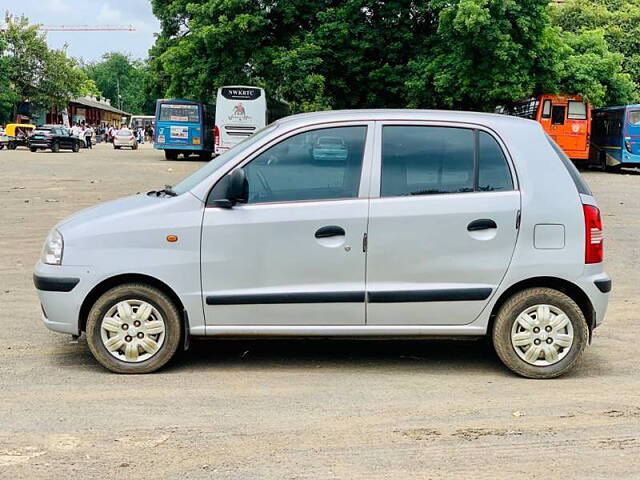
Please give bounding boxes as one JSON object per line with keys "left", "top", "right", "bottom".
{"left": 34, "top": 262, "right": 91, "bottom": 335}
{"left": 28, "top": 142, "right": 52, "bottom": 148}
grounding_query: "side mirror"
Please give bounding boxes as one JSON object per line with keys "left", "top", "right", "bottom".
{"left": 208, "top": 168, "right": 248, "bottom": 208}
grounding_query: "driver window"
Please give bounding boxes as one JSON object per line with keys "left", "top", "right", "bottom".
{"left": 243, "top": 126, "right": 367, "bottom": 204}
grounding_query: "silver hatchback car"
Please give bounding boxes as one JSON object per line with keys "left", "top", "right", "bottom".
{"left": 34, "top": 110, "right": 610, "bottom": 378}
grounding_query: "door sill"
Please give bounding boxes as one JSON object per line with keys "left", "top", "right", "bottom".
{"left": 199, "top": 325, "right": 485, "bottom": 338}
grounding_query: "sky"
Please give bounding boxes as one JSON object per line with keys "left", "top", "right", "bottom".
{"left": 3, "top": 0, "right": 160, "bottom": 61}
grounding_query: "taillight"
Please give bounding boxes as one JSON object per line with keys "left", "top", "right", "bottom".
{"left": 214, "top": 126, "right": 220, "bottom": 146}
{"left": 625, "top": 137, "right": 632, "bottom": 153}
{"left": 584, "top": 204, "right": 603, "bottom": 263}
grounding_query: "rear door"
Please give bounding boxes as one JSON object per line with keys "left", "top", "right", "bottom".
{"left": 365, "top": 122, "right": 520, "bottom": 325}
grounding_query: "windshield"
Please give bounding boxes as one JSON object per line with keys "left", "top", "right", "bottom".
{"left": 159, "top": 104, "right": 200, "bottom": 123}
{"left": 172, "top": 124, "right": 278, "bottom": 195}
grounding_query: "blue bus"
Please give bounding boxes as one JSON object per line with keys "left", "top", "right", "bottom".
{"left": 154, "top": 99, "right": 215, "bottom": 160}
{"left": 591, "top": 104, "right": 640, "bottom": 171}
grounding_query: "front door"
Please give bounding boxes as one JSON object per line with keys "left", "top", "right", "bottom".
{"left": 366, "top": 123, "right": 520, "bottom": 325}
{"left": 201, "top": 123, "right": 373, "bottom": 325}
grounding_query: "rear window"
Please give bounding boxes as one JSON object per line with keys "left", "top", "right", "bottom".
{"left": 159, "top": 104, "right": 200, "bottom": 123}
{"left": 546, "top": 134, "right": 592, "bottom": 195}
{"left": 567, "top": 101, "right": 587, "bottom": 120}
{"left": 33, "top": 129, "right": 52, "bottom": 135}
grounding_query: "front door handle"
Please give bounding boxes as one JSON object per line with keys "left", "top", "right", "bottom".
{"left": 467, "top": 219, "right": 497, "bottom": 231}
{"left": 315, "top": 225, "right": 345, "bottom": 238}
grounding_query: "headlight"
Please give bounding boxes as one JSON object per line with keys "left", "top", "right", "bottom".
{"left": 41, "top": 229, "right": 64, "bottom": 265}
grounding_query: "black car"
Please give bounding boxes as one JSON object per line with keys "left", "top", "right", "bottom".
{"left": 28, "top": 126, "right": 82, "bottom": 153}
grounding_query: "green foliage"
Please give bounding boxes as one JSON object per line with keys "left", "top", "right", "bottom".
{"left": 0, "top": 36, "right": 19, "bottom": 124}
{"left": 146, "top": 0, "right": 638, "bottom": 112}
{"left": 83, "top": 53, "right": 155, "bottom": 114}
{"left": 0, "top": 14, "right": 93, "bottom": 120}
{"left": 552, "top": 0, "right": 639, "bottom": 106}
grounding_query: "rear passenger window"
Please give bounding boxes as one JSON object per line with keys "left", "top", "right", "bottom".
{"left": 381, "top": 126, "right": 474, "bottom": 196}
{"left": 478, "top": 131, "right": 513, "bottom": 191}
{"left": 381, "top": 126, "right": 513, "bottom": 197}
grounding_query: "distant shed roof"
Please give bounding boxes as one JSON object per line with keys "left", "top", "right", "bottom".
{"left": 70, "top": 96, "right": 130, "bottom": 116}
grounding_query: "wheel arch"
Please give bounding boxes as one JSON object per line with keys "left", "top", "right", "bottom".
{"left": 488, "top": 276, "right": 595, "bottom": 336}
{"left": 78, "top": 273, "right": 186, "bottom": 333}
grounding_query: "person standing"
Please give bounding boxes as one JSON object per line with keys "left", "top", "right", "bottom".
{"left": 85, "top": 124, "right": 93, "bottom": 149}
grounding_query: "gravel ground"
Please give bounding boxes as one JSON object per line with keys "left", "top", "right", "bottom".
{"left": 0, "top": 142, "right": 639, "bottom": 479}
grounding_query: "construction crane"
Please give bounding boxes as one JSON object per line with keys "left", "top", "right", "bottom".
{"left": 0, "top": 24, "right": 136, "bottom": 32}
{"left": 37, "top": 25, "right": 136, "bottom": 32}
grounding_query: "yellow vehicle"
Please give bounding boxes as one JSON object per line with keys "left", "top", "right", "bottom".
{"left": 4, "top": 124, "right": 36, "bottom": 150}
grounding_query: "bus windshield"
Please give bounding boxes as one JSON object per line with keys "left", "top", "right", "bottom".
{"left": 159, "top": 104, "right": 200, "bottom": 123}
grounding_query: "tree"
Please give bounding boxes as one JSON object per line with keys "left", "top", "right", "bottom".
{"left": 0, "top": 36, "right": 19, "bottom": 124}
{"left": 148, "top": 0, "right": 636, "bottom": 112}
{"left": 1, "top": 14, "right": 95, "bottom": 118}
{"left": 83, "top": 53, "right": 155, "bottom": 114}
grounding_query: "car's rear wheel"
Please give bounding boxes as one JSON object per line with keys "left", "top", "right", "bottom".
{"left": 72, "top": 142, "right": 80, "bottom": 153}
{"left": 51, "top": 141, "right": 60, "bottom": 153}
{"left": 30, "top": 147, "right": 37, "bottom": 152}
{"left": 86, "top": 283, "right": 182, "bottom": 373}
{"left": 492, "top": 287, "right": 588, "bottom": 379}
{"left": 7, "top": 141, "right": 16, "bottom": 150}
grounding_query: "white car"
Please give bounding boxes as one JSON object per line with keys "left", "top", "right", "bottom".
{"left": 34, "top": 110, "right": 610, "bottom": 378}
{"left": 113, "top": 129, "right": 138, "bottom": 150}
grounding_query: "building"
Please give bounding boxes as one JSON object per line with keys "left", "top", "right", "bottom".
{"left": 45, "top": 96, "right": 129, "bottom": 127}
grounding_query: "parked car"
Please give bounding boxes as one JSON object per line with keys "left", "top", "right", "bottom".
{"left": 4, "top": 123, "right": 36, "bottom": 150}
{"left": 113, "top": 128, "right": 138, "bottom": 150}
{"left": 312, "top": 135, "right": 349, "bottom": 161}
{"left": 34, "top": 110, "right": 610, "bottom": 378}
{"left": 28, "top": 126, "right": 82, "bottom": 153}
{"left": 0, "top": 126, "right": 8, "bottom": 149}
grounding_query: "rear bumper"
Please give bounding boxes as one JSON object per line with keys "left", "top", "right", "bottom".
{"left": 576, "top": 268, "right": 611, "bottom": 328}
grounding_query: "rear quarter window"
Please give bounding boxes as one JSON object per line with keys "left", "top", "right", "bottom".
{"left": 546, "top": 134, "right": 592, "bottom": 195}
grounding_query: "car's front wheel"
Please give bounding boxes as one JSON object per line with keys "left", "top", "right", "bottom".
{"left": 86, "top": 283, "right": 182, "bottom": 373}
{"left": 492, "top": 287, "right": 588, "bottom": 379}
{"left": 51, "top": 141, "right": 60, "bottom": 153}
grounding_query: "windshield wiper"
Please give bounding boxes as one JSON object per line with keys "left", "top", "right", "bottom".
{"left": 147, "top": 185, "right": 177, "bottom": 197}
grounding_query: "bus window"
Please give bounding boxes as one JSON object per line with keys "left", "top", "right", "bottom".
{"left": 628, "top": 111, "right": 640, "bottom": 125}
{"left": 541, "top": 100, "right": 552, "bottom": 119}
{"left": 568, "top": 101, "right": 587, "bottom": 120}
{"left": 552, "top": 106, "right": 566, "bottom": 125}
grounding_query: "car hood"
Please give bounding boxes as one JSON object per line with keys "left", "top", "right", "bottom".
{"left": 55, "top": 194, "right": 166, "bottom": 233}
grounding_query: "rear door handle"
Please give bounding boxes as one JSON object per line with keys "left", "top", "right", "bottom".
{"left": 315, "top": 225, "right": 345, "bottom": 238}
{"left": 467, "top": 219, "right": 497, "bottom": 231}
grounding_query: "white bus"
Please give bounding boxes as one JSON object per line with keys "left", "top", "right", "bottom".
{"left": 214, "top": 86, "right": 267, "bottom": 155}
{"left": 129, "top": 115, "right": 155, "bottom": 130}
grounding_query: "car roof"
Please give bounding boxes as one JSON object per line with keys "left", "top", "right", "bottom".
{"left": 275, "top": 109, "right": 536, "bottom": 130}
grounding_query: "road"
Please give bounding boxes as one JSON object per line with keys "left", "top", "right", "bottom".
{"left": 0, "top": 143, "right": 639, "bottom": 479}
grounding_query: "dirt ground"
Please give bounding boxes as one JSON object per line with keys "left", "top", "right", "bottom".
{"left": 0, "top": 142, "right": 639, "bottom": 479}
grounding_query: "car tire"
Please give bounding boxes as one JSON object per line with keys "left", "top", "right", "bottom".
{"left": 0, "top": 144, "right": 4, "bottom": 150}
{"left": 7, "top": 141, "right": 16, "bottom": 150}
{"left": 86, "top": 283, "right": 182, "bottom": 374}
{"left": 51, "top": 141, "right": 60, "bottom": 153}
{"left": 30, "top": 147, "right": 37, "bottom": 152}
{"left": 492, "top": 287, "right": 588, "bottom": 379}
{"left": 72, "top": 142, "right": 80, "bottom": 153}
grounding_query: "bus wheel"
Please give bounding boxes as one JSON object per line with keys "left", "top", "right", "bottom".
{"left": 199, "top": 151, "right": 212, "bottom": 161}
{"left": 606, "top": 164, "right": 622, "bottom": 173}
{"left": 164, "top": 150, "right": 178, "bottom": 161}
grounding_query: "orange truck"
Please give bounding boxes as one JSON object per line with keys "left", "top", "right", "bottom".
{"left": 497, "top": 94, "right": 590, "bottom": 163}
